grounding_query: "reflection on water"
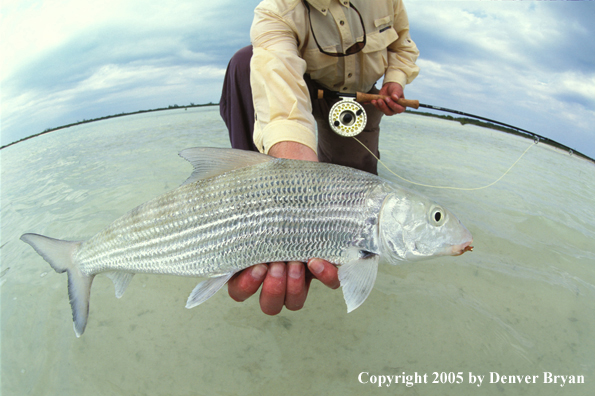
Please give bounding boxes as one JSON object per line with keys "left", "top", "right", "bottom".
{"left": 2, "top": 107, "right": 594, "bottom": 395}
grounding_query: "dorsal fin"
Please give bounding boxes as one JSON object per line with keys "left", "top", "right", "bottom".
{"left": 178, "top": 147, "right": 273, "bottom": 185}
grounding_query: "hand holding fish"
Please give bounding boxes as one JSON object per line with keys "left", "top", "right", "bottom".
{"left": 228, "top": 259, "right": 340, "bottom": 315}
{"left": 229, "top": 142, "right": 339, "bottom": 315}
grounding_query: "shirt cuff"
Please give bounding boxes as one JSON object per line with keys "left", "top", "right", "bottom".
{"left": 254, "top": 119, "right": 317, "bottom": 155}
{"left": 383, "top": 69, "right": 408, "bottom": 89}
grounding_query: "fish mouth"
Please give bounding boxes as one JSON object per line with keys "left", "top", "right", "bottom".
{"left": 452, "top": 240, "right": 474, "bottom": 256}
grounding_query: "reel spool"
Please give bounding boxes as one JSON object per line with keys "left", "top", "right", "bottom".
{"left": 320, "top": 88, "right": 419, "bottom": 137}
{"left": 328, "top": 98, "right": 367, "bottom": 137}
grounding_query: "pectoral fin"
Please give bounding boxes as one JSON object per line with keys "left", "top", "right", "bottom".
{"left": 186, "top": 273, "right": 234, "bottom": 309}
{"left": 338, "top": 255, "right": 380, "bottom": 313}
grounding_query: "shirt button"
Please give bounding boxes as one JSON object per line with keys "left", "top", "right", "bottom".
{"left": 342, "top": 87, "right": 348, "bottom": 91}
{"left": 348, "top": 73, "right": 353, "bottom": 78}
{"left": 340, "top": 20, "right": 345, "bottom": 26}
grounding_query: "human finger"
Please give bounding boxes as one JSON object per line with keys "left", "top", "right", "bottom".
{"left": 384, "top": 96, "right": 406, "bottom": 114}
{"left": 307, "top": 258, "right": 340, "bottom": 289}
{"left": 259, "top": 262, "right": 287, "bottom": 315}
{"left": 284, "top": 261, "right": 308, "bottom": 311}
{"left": 371, "top": 99, "right": 388, "bottom": 115}
{"left": 228, "top": 264, "right": 268, "bottom": 302}
{"left": 373, "top": 98, "right": 398, "bottom": 116}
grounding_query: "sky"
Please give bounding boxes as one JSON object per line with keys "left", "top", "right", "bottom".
{"left": 1, "top": 0, "right": 594, "bottom": 158}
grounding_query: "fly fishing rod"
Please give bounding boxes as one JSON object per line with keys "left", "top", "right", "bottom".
{"left": 318, "top": 88, "right": 595, "bottom": 164}
{"left": 317, "top": 89, "right": 558, "bottom": 148}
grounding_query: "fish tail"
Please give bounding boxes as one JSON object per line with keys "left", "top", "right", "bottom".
{"left": 21, "top": 233, "right": 93, "bottom": 337}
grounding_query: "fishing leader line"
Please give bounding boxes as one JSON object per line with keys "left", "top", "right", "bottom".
{"left": 353, "top": 136, "right": 536, "bottom": 191}
{"left": 319, "top": 89, "right": 537, "bottom": 191}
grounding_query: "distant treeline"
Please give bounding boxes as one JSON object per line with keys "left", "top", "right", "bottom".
{"left": 405, "top": 110, "right": 594, "bottom": 163}
{"left": 406, "top": 110, "right": 524, "bottom": 135}
{"left": 2, "top": 103, "right": 593, "bottom": 163}
{"left": 42, "top": 102, "right": 218, "bottom": 133}
{"left": 0, "top": 103, "right": 217, "bottom": 150}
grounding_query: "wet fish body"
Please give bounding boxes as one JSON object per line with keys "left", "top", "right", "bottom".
{"left": 21, "top": 148, "right": 473, "bottom": 336}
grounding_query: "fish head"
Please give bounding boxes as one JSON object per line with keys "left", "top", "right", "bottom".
{"left": 378, "top": 190, "right": 473, "bottom": 262}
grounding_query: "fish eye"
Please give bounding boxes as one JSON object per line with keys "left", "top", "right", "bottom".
{"left": 429, "top": 206, "right": 446, "bottom": 226}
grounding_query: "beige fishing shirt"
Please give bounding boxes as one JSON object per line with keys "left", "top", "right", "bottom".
{"left": 250, "top": 0, "right": 420, "bottom": 154}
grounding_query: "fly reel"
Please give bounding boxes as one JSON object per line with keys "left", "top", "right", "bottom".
{"left": 319, "top": 88, "right": 419, "bottom": 137}
{"left": 328, "top": 97, "right": 367, "bottom": 137}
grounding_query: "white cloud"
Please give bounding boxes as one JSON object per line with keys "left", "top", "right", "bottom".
{"left": 405, "top": 0, "right": 595, "bottom": 157}
{"left": 558, "top": 72, "right": 595, "bottom": 103}
{"left": 408, "top": 0, "right": 578, "bottom": 69}
{"left": 0, "top": 0, "right": 252, "bottom": 81}
{"left": 2, "top": 0, "right": 125, "bottom": 80}
{"left": 72, "top": 63, "right": 225, "bottom": 93}
{"left": 1, "top": 0, "right": 593, "bottom": 157}
{"left": 1, "top": 0, "right": 258, "bottom": 145}
{"left": 1, "top": 62, "right": 226, "bottom": 141}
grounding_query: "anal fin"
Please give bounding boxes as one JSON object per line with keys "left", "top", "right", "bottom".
{"left": 105, "top": 272, "right": 135, "bottom": 298}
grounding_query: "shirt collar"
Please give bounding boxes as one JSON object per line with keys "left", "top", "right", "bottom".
{"left": 306, "top": 0, "right": 339, "bottom": 15}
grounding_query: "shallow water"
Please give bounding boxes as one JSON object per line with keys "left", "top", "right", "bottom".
{"left": 2, "top": 107, "right": 594, "bottom": 395}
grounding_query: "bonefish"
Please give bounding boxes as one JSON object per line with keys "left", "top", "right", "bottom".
{"left": 21, "top": 147, "right": 473, "bottom": 336}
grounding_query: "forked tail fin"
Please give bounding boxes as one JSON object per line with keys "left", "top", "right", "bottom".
{"left": 20, "top": 233, "right": 93, "bottom": 337}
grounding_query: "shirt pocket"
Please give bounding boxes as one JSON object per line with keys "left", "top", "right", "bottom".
{"left": 363, "top": 24, "right": 399, "bottom": 54}
{"left": 303, "top": 48, "right": 339, "bottom": 81}
{"left": 361, "top": 25, "right": 399, "bottom": 87}
{"left": 362, "top": 25, "right": 399, "bottom": 66}
{"left": 374, "top": 15, "right": 392, "bottom": 30}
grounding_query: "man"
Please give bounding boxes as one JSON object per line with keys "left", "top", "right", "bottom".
{"left": 220, "top": 0, "right": 419, "bottom": 315}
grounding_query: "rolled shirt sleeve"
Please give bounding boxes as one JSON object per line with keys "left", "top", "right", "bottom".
{"left": 250, "top": 4, "right": 317, "bottom": 154}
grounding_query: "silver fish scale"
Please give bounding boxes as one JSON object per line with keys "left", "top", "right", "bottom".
{"left": 75, "top": 159, "right": 385, "bottom": 277}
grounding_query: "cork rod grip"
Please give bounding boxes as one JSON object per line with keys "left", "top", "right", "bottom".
{"left": 356, "top": 92, "right": 420, "bottom": 109}
{"left": 317, "top": 89, "right": 420, "bottom": 109}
